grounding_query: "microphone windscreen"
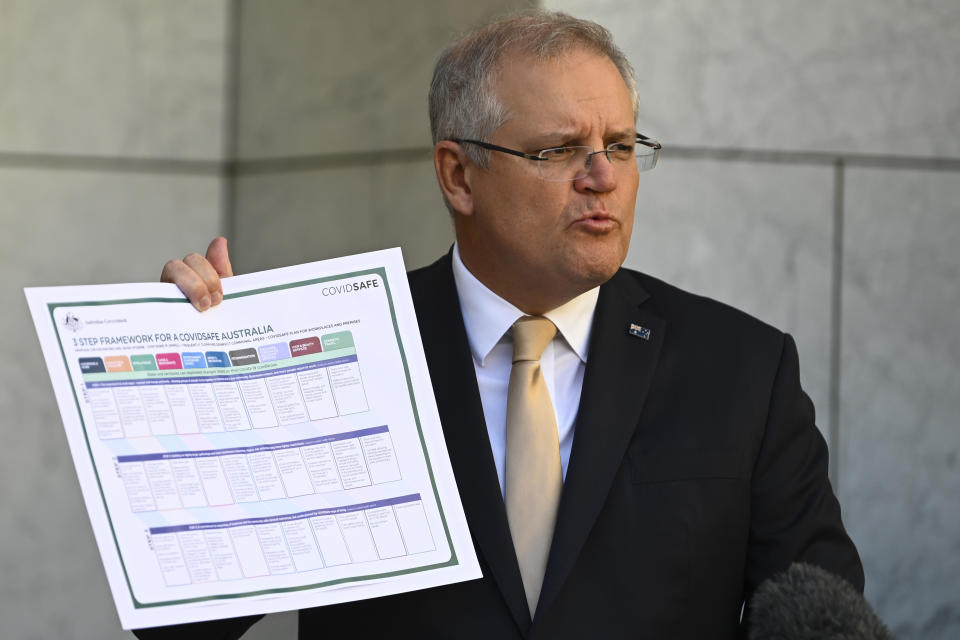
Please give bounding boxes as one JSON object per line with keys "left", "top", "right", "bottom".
{"left": 748, "top": 562, "right": 894, "bottom": 640}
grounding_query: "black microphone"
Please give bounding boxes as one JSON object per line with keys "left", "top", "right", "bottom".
{"left": 748, "top": 562, "right": 894, "bottom": 640}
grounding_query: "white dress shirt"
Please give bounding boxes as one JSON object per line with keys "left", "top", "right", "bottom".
{"left": 451, "top": 244, "right": 600, "bottom": 496}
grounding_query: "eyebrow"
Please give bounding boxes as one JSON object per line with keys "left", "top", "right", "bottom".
{"left": 524, "top": 130, "right": 577, "bottom": 147}
{"left": 605, "top": 129, "right": 637, "bottom": 142}
{"left": 528, "top": 128, "right": 636, "bottom": 148}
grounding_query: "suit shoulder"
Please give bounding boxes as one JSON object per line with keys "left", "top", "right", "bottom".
{"left": 407, "top": 252, "right": 451, "bottom": 280}
{"left": 406, "top": 253, "right": 452, "bottom": 299}
{"left": 615, "top": 268, "right": 786, "bottom": 350}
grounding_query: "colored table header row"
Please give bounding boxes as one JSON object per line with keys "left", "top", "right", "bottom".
{"left": 149, "top": 492, "right": 422, "bottom": 534}
{"left": 78, "top": 331, "right": 355, "bottom": 374}
{"left": 116, "top": 425, "right": 389, "bottom": 463}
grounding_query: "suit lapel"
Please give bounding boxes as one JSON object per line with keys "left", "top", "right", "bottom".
{"left": 536, "top": 269, "right": 665, "bottom": 617}
{"left": 409, "top": 254, "right": 532, "bottom": 633}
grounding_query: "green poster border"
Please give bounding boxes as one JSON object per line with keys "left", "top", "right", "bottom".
{"left": 48, "top": 267, "right": 458, "bottom": 609}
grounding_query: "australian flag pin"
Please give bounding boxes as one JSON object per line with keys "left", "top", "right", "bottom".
{"left": 628, "top": 323, "right": 651, "bottom": 340}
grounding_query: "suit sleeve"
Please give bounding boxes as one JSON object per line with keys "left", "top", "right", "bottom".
{"left": 744, "top": 333, "right": 864, "bottom": 597}
{"left": 131, "top": 614, "right": 263, "bottom": 640}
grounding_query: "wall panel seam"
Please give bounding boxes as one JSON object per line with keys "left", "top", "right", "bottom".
{"left": 3, "top": 147, "right": 959, "bottom": 175}
{"left": 221, "top": 0, "right": 242, "bottom": 242}
{"left": 829, "top": 160, "right": 845, "bottom": 488}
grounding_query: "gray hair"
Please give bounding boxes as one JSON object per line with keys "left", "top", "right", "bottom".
{"left": 429, "top": 11, "right": 639, "bottom": 169}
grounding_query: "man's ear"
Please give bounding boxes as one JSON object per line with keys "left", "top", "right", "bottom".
{"left": 434, "top": 141, "right": 475, "bottom": 217}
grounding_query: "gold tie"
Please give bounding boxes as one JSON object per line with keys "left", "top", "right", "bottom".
{"left": 505, "top": 315, "right": 562, "bottom": 616}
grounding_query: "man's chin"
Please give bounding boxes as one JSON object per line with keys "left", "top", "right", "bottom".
{"left": 563, "top": 259, "right": 622, "bottom": 295}
{"left": 570, "top": 245, "right": 628, "bottom": 286}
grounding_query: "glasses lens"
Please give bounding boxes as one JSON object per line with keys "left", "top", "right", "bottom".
{"left": 537, "top": 144, "right": 659, "bottom": 181}
{"left": 538, "top": 147, "right": 590, "bottom": 182}
{"left": 636, "top": 146, "right": 658, "bottom": 172}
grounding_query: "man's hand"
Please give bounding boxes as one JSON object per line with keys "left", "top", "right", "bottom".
{"left": 161, "top": 237, "right": 234, "bottom": 311}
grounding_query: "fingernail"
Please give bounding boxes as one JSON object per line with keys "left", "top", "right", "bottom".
{"left": 211, "top": 291, "right": 223, "bottom": 305}
{"left": 198, "top": 295, "right": 211, "bottom": 310}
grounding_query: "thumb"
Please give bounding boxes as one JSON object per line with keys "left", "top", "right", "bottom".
{"left": 205, "top": 236, "right": 234, "bottom": 278}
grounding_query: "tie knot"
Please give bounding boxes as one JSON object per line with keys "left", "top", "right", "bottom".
{"left": 512, "top": 316, "right": 557, "bottom": 363}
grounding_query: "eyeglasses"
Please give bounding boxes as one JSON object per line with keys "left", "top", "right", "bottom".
{"left": 450, "top": 133, "right": 661, "bottom": 182}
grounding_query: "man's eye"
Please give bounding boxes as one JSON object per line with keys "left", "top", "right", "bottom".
{"left": 607, "top": 143, "right": 634, "bottom": 158}
{"left": 540, "top": 147, "right": 579, "bottom": 160}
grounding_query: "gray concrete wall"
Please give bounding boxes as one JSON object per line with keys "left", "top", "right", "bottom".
{"left": 230, "top": 0, "right": 529, "bottom": 274}
{"left": 0, "top": 2, "right": 228, "bottom": 639}
{"left": 546, "top": 1, "right": 960, "bottom": 637}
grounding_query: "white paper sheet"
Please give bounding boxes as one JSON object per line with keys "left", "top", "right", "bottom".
{"left": 25, "top": 248, "right": 480, "bottom": 629}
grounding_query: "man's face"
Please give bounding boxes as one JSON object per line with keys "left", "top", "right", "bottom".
{"left": 457, "top": 47, "right": 639, "bottom": 312}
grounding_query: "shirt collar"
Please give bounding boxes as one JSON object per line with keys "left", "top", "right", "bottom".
{"left": 451, "top": 243, "right": 599, "bottom": 366}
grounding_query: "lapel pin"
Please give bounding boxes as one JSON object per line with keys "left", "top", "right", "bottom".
{"left": 628, "top": 323, "right": 651, "bottom": 340}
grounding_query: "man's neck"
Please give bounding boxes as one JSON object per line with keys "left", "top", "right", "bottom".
{"left": 456, "top": 243, "right": 593, "bottom": 316}
{"left": 451, "top": 243, "right": 600, "bottom": 368}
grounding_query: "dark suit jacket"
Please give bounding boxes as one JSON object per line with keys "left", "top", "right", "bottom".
{"left": 136, "top": 253, "right": 863, "bottom": 639}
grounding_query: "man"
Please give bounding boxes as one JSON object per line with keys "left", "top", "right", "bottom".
{"left": 142, "top": 12, "right": 862, "bottom": 639}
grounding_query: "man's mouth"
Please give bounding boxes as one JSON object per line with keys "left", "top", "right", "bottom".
{"left": 572, "top": 212, "right": 618, "bottom": 231}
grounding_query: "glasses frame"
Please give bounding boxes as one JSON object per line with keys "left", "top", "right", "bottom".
{"left": 449, "top": 132, "right": 661, "bottom": 181}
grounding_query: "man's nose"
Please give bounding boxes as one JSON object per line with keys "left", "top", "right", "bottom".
{"left": 575, "top": 150, "right": 617, "bottom": 193}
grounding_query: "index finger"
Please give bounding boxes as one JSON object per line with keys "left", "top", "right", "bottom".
{"left": 184, "top": 252, "right": 225, "bottom": 306}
